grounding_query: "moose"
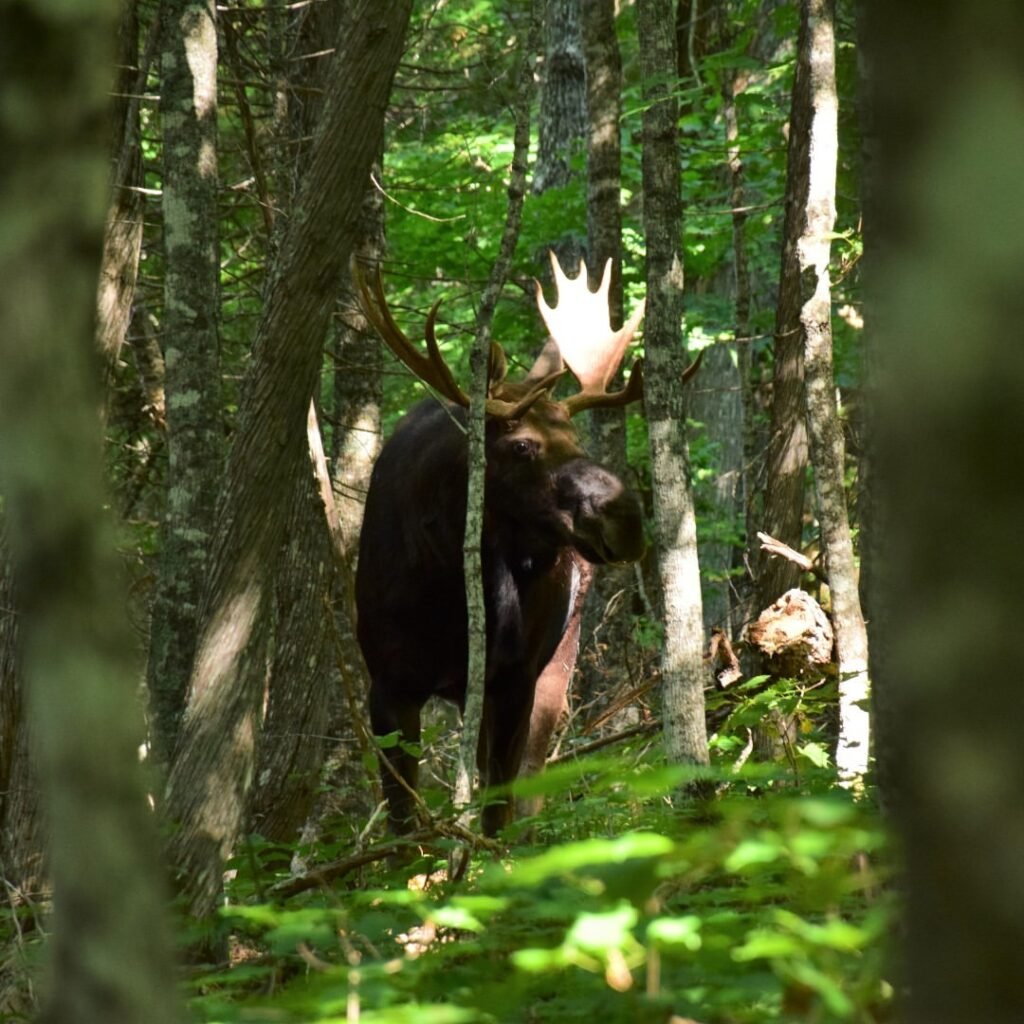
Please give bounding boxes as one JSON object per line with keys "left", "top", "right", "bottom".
{"left": 354, "top": 254, "right": 672, "bottom": 836}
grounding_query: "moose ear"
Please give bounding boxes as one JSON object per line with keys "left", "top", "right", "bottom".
{"left": 522, "top": 337, "right": 564, "bottom": 386}
{"left": 487, "top": 342, "right": 508, "bottom": 393}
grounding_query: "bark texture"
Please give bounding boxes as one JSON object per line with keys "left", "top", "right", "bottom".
{"left": 0, "top": 3, "right": 182, "bottom": 1019}
{"left": 691, "top": 36, "right": 748, "bottom": 637}
{"left": 756, "top": 1, "right": 811, "bottom": 610}
{"left": 533, "top": 0, "right": 587, "bottom": 195}
{"left": 163, "top": 0, "right": 413, "bottom": 918}
{"left": 797, "top": 0, "right": 869, "bottom": 785}
{"left": 578, "top": 0, "right": 636, "bottom": 709}
{"left": 250, "top": 414, "right": 333, "bottom": 842}
{"left": 865, "top": 3, "right": 1024, "bottom": 1019}
{"left": 147, "top": 0, "right": 224, "bottom": 771}
{"left": 637, "top": 0, "right": 709, "bottom": 770}
{"left": 96, "top": 0, "right": 146, "bottom": 384}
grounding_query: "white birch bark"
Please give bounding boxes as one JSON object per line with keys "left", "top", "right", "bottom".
{"left": 798, "top": 0, "right": 870, "bottom": 786}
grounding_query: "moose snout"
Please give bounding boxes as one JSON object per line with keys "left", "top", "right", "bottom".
{"left": 556, "top": 460, "right": 645, "bottom": 565}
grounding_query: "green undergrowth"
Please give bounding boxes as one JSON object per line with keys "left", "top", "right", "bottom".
{"left": 189, "top": 715, "right": 895, "bottom": 1024}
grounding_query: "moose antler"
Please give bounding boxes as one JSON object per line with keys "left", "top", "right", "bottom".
{"left": 353, "top": 259, "right": 564, "bottom": 420}
{"left": 354, "top": 259, "right": 469, "bottom": 407}
{"left": 534, "top": 253, "right": 646, "bottom": 417}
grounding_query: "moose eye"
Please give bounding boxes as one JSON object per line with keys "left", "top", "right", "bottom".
{"left": 510, "top": 438, "right": 535, "bottom": 458}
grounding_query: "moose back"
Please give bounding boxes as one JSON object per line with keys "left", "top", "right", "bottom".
{"left": 355, "top": 255, "right": 666, "bottom": 836}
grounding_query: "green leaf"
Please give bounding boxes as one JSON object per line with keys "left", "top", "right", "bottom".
{"left": 647, "top": 915, "right": 703, "bottom": 951}
{"left": 565, "top": 904, "right": 638, "bottom": 956}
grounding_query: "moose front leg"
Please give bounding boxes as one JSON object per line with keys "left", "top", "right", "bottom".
{"left": 477, "top": 683, "right": 535, "bottom": 837}
{"left": 368, "top": 684, "right": 423, "bottom": 834}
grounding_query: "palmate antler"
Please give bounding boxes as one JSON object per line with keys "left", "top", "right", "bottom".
{"left": 353, "top": 259, "right": 564, "bottom": 420}
{"left": 355, "top": 253, "right": 696, "bottom": 421}
{"left": 534, "top": 253, "right": 646, "bottom": 416}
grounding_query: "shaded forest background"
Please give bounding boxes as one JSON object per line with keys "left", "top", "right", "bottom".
{"left": 1, "top": 0, "right": 1023, "bottom": 1022}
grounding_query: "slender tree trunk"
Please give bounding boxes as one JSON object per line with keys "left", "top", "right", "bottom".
{"left": 637, "top": 0, "right": 710, "bottom": 772}
{"left": 578, "top": 0, "right": 635, "bottom": 713}
{"left": 96, "top": 0, "right": 147, "bottom": 387}
{"left": 147, "top": 0, "right": 224, "bottom": 772}
{"left": 755, "top": 2, "right": 811, "bottom": 611}
{"left": 865, "top": 4, "right": 1024, "bottom": 1018}
{"left": 0, "top": 526, "right": 45, "bottom": 986}
{"left": 456, "top": 18, "right": 536, "bottom": 836}
{"left": 0, "top": 3, "right": 183, "bottom": 1018}
{"left": 163, "top": 0, "right": 412, "bottom": 919}
{"left": 797, "top": 0, "right": 869, "bottom": 785}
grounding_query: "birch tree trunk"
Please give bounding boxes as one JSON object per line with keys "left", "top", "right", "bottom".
{"left": 147, "top": 0, "right": 224, "bottom": 772}
{"left": 637, "top": 0, "right": 710, "bottom": 772}
{"left": 797, "top": 0, "right": 869, "bottom": 785}
{"left": 0, "top": 2, "right": 182, "bottom": 1017}
{"left": 163, "top": 0, "right": 412, "bottom": 919}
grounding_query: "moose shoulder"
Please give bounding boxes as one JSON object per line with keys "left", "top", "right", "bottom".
{"left": 354, "top": 255, "right": 697, "bottom": 836}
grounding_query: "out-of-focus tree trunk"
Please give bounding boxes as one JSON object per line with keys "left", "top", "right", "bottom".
{"left": 637, "top": 0, "right": 710, "bottom": 773}
{"left": 865, "top": 3, "right": 1024, "bottom": 1017}
{"left": 0, "top": 526, "right": 45, "bottom": 1017}
{"left": 163, "top": 0, "right": 413, "bottom": 921}
{"left": 147, "top": 0, "right": 224, "bottom": 773}
{"left": 0, "top": 2, "right": 183, "bottom": 1017}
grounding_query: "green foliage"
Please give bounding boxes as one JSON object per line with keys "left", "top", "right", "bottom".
{"left": 189, "top": 730, "right": 892, "bottom": 1024}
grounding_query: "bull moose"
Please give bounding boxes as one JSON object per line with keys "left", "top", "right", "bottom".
{"left": 354, "top": 254, "right": 689, "bottom": 836}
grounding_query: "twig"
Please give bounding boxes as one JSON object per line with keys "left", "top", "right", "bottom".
{"left": 756, "top": 530, "right": 826, "bottom": 582}
{"left": 547, "top": 720, "right": 662, "bottom": 765}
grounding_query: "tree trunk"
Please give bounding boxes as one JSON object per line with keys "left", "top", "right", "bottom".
{"left": 96, "top": 0, "right": 147, "bottom": 387}
{"left": 0, "top": 525, "right": 46, "bottom": 1013}
{"left": 163, "top": 0, "right": 413, "bottom": 920}
{"left": 533, "top": 0, "right": 587, "bottom": 196}
{"left": 865, "top": 3, "right": 1024, "bottom": 1018}
{"left": 250, "top": 417, "right": 333, "bottom": 842}
{"left": 578, "top": 0, "right": 636, "bottom": 715}
{"left": 797, "top": 0, "right": 869, "bottom": 786}
{"left": 147, "top": 0, "right": 224, "bottom": 772}
{"left": 0, "top": 3, "right": 183, "bottom": 1018}
{"left": 457, "top": 21, "right": 536, "bottom": 838}
{"left": 637, "top": 0, "right": 710, "bottom": 772}
{"left": 755, "top": 0, "right": 811, "bottom": 611}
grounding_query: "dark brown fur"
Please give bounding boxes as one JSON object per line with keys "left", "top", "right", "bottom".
{"left": 356, "top": 394, "right": 642, "bottom": 836}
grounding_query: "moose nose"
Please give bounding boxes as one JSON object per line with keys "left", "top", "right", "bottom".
{"left": 556, "top": 460, "right": 645, "bottom": 565}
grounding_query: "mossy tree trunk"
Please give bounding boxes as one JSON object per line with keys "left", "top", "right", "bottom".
{"left": 147, "top": 0, "right": 224, "bottom": 773}
{"left": 865, "top": 1, "right": 1024, "bottom": 1017}
{"left": 0, "top": 3, "right": 183, "bottom": 1018}
{"left": 162, "top": 0, "right": 413, "bottom": 920}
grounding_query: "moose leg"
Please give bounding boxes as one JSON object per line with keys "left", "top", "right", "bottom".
{"left": 368, "top": 683, "right": 422, "bottom": 834}
{"left": 478, "top": 683, "right": 535, "bottom": 837}
{"left": 518, "top": 557, "right": 593, "bottom": 817}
